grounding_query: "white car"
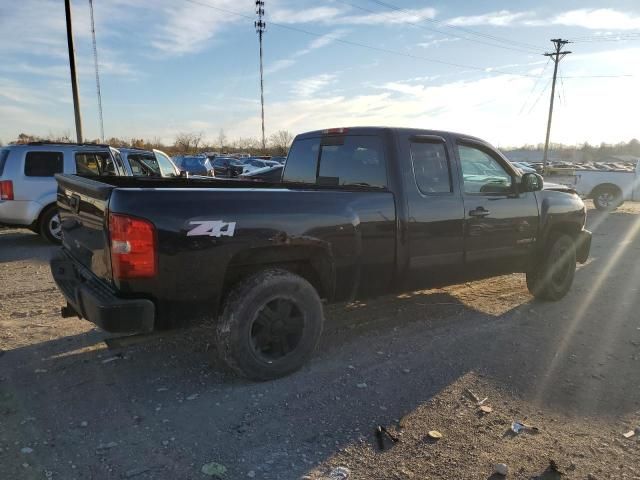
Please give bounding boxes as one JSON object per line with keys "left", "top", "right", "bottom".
{"left": 241, "top": 158, "right": 281, "bottom": 174}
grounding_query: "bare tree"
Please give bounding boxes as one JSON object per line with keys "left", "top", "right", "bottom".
{"left": 174, "top": 132, "right": 203, "bottom": 154}
{"left": 269, "top": 130, "right": 294, "bottom": 156}
{"left": 233, "top": 137, "right": 260, "bottom": 152}
{"left": 217, "top": 129, "right": 227, "bottom": 152}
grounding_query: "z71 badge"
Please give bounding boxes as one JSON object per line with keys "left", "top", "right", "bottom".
{"left": 187, "top": 221, "right": 236, "bottom": 237}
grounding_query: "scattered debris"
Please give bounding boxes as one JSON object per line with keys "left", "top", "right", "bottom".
{"left": 478, "top": 397, "right": 488, "bottom": 405}
{"left": 186, "top": 393, "right": 199, "bottom": 401}
{"left": 479, "top": 405, "right": 493, "bottom": 414}
{"left": 247, "top": 471, "right": 256, "bottom": 478}
{"left": 494, "top": 463, "right": 508, "bottom": 476}
{"left": 96, "top": 441, "right": 118, "bottom": 451}
{"left": 464, "top": 388, "right": 481, "bottom": 403}
{"left": 427, "top": 430, "right": 443, "bottom": 440}
{"left": 124, "top": 467, "right": 150, "bottom": 478}
{"left": 101, "top": 354, "right": 123, "bottom": 364}
{"left": 622, "top": 430, "right": 635, "bottom": 439}
{"left": 328, "top": 466, "right": 350, "bottom": 479}
{"left": 356, "top": 383, "right": 367, "bottom": 389}
{"left": 20, "top": 447, "right": 33, "bottom": 454}
{"left": 402, "top": 368, "right": 411, "bottom": 374}
{"left": 201, "top": 462, "right": 227, "bottom": 477}
{"left": 375, "top": 425, "right": 399, "bottom": 450}
{"left": 511, "top": 421, "right": 539, "bottom": 434}
{"left": 34, "top": 369, "right": 47, "bottom": 373}
{"left": 80, "top": 421, "right": 88, "bottom": 428}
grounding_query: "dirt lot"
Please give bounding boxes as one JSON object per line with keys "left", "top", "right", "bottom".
{"left": 2, "top": 202, "right": 640, "bottom": 479}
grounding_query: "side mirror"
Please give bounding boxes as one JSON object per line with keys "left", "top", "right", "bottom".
{"left": 521, "top": 172, "right": 543, "bottom": 192}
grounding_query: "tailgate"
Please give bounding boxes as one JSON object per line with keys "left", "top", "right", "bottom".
{"left": 55, "top": 174, "right": 115, "bottom": 283}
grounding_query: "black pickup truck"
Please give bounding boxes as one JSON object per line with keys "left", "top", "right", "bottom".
{"left": 51, "top": 127, "right": 591, "bottom": 380}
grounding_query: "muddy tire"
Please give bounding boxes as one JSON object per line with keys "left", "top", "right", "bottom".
{"left": 216, "top": 269, "right": 324, "bottom": 381}
{"left": 39, "top": 206, "right": 62, "bottom": 244}
{"left": 593, "top": 186, "right": 623, "bottom": 211}
{"left": 527, "top": 233, "right": 576, "bottom": 301}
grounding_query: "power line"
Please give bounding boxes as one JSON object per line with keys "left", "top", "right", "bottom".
{"left": 527, "top": 78, "right": 551, "bottom": 115}
{"left": 183, "top": 0, "right": 634, "bottom": 81}
{"left": 333, "top": 0, "right": 542, "bottom": 55}
{"left": 518, "top": 56, "right": 551, "bottom": 114}
{"left": 89, "top": 0, "right": 104, "bottom": 142}
{"left": 366, "top": 0, "right": 546, "bottom": 52}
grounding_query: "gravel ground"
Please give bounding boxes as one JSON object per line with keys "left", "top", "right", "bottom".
{"left": 1, "top": 202, "right": 640, "bottom": 479}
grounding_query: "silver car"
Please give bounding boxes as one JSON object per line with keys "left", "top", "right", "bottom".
{"left": 0, "top": 142, "right": 123, "bottom": 243}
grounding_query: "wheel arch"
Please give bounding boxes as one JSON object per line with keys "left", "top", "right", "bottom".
{"left": 589, "top": 182, "right": 622, "bottom": 199}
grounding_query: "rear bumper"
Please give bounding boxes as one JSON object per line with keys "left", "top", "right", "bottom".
{"left": 576, "top": 229, "right": 592, "bottom": 264}
{"left": 50, "top": 250, "right": 155, "bottom": 333}
{"left": 0, "top": 200, "right": 41, "bottom": 226}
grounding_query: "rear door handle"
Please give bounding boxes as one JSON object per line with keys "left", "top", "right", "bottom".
{"left": 469, "top": 207, "right": 490, "bottom": 217}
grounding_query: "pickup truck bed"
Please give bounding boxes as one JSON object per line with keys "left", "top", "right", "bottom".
{"left": 51, "top": 127, "right": 591, "bottom": 380}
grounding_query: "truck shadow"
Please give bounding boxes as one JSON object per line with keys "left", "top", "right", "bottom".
{"left": 3, "top": 218, "right": 640, "bottom": 478}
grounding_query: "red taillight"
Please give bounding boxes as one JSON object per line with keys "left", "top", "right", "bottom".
{"left": 0, "top": 180, "right": 13, "bottom": 200}
{"left": 109, "top": 213, "right": 157, "bottom": 279}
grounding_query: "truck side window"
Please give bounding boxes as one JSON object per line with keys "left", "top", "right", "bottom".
{"left": 282, "top": 138, "right": 320, "bottom": 184}
{"left": 410, "top": 141, "right": 452, "bottom": 194}
{"left": 24, "top": 151, "right": 64, "bottom": 177}
{"left": 318, "top": 136, "right": 387, "bottom": 188}
{"left": 458, "top": 145, "right": 513, "bottom": 195}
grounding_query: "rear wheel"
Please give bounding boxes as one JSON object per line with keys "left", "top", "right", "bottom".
{"left": 39, "top": 206, "right": 62, "bottom": 244}
{"left": 526, "top": 233, "right": 576, "bottom": 301}
{"left": 216, "top": 269, "right": 324, "bottom": 381}
{"left": 593, "top": 186, "right": 622, "bottom": 211}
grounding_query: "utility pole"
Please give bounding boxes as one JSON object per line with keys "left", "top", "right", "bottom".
{"left": 542, "top": 39, "right": 571, "bottom": 169}
{"left": 255, "top": 0, "right": 266, "bottom": 151}
{"left": 64, "top": 0, "right": 83, "bottom": 143}
{"left": 89, "top": 0, "right": 105, "bottom": 143}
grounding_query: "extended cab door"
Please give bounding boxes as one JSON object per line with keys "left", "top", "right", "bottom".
{"left": 398, "top": 133, "right": 466, "bottom": 289}
{"left": 454, "top": 138, "right": 539, "bottom": 272}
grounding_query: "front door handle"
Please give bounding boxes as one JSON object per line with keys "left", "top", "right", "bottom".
{"left": 469, "top": 207, "right": 490, "bottom": 217}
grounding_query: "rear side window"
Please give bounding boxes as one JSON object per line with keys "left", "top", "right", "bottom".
{"left": 128, "top": 154, "right": 160, "bottom": 177}
{"left": 318, "top": 136, "right": 387, "bottom": 188}
{"left": 410, "top": 141, "right": 452, "bottom": 194}
{"left": 283, "top": 138, "right": 320, "bottom": 184}
{"left": 24, "top": 151, "right": 64, "bottom": 177}
{"left": 75, "top": 152, "right": 117, "bottom": 176}
{"left": 0, "top": 149, "right": 9, "bottom": 176}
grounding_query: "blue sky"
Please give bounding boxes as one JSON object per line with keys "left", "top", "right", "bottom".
{"left": 1, "top": 0, "right": 639, "bottom": 147}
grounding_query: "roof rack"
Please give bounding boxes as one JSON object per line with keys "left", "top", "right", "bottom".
{"left": 25, "top": 141, "right": 111, "bottom": 148}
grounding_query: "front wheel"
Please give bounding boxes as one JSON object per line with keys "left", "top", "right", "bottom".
{"left": 216, "top": 269, "right": 324, "bottom": 381}
{"left": 527, "top": 234, "right": 576, "bottom": 301}
{"left": 39, "top": 206, "right": 62, "bottom": 244}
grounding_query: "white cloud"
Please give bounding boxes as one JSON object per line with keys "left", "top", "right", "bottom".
{"left": 447, "top": 10, "right": 533, "bottom": 26}
{"left": 291, "top": 74, "right": 337, "bottom": 98}
{"left": 418, "top": 37, "right": 460, "bottom": 49}
{"left": 270, "top": 6, "right": 437, "bottom": 26}
{"left": 270, "top": 7, "right": 344, "bottom": 24}
{"left": 265, "top": 30, "right": 347, "bottom": 75}
{"left": 551, "top": 9, "right": 640, "bottom": 30}
{"left": 150, "top": 0, "right": 247, "bottom": 55}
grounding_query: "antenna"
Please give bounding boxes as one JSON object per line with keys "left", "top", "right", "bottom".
{"left": 255, "top": 0, "right": 266, "bottom": 150}
{"left": 89, "top": 0, "right": 104, "bottom": 142}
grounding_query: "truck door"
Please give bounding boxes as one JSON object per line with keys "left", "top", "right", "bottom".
{"left": 455, "top": 139, "right": 539, "bottom": 273}
{"left": 400, "top": 133, "right": 466, "bottom": 290}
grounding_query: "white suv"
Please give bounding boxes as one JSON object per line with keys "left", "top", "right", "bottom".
{"left": 0, "top": 143, "right": 123, "bottom": 242}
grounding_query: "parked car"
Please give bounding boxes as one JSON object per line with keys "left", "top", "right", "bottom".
{"left": 212, "top": 157, "right": 244, "bottom": 178}
{"left": 240, "top": 158, "right": 281, "bottom": 174}
{"left": 546, "top": 159, "right": 640, "bottom": 210}
{"left": 173, "top": 155, "right": 215, "bottom": 176}
{"left": 238, "top": 164, "right": 283, "bottom": 182}
{"left": 0, "top": 142, "right": 124, "bottom": 242}
{"left": 50, "top": 127, "right": 591, "bottom": 380}
{"left": 118, "top": 148, "right": 180, "bottom": 178}
{"left": 270, "top": 156, "right": 287, "bottom": 164}
{"left": 509, "top": 161, "right": 537, "bottom": 174}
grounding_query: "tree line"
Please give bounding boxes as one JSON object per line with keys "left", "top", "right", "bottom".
{"left": 4, "top": 129, "right": 295, "bottom": 157}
